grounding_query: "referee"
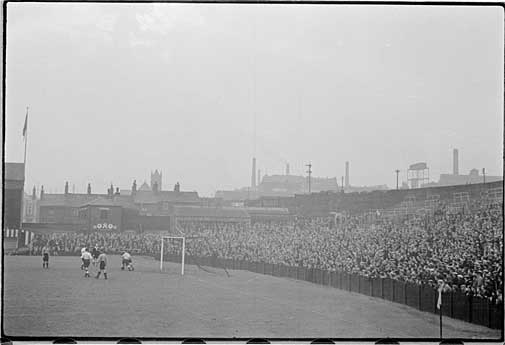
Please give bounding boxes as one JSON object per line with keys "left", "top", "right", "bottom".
{"left": 95, "top": 249, "right": 108, "bottom": 280}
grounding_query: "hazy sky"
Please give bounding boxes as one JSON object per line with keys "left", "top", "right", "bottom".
{"left": 5, "top": 3, "right": 504, "bottom": 197}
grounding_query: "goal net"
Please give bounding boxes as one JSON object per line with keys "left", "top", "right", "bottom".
{"left": 160, "top": 236, "right": 185, "bottom": 275}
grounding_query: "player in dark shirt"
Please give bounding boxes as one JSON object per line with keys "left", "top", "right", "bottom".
{"left": 91, "top": 246, "right": 99, "bottom": 266}
{"left": 42, "top": 246, "right": 50, "bottom": 269}
{"left": 96, "top": 250, "right": 108, "bottom": 280}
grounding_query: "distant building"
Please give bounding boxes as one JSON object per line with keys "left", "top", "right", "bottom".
{"left": 199, "top": 197, "right": 225, "bottom": 207}
{"left": 4, "top": 163, "right": 25, "bottom": 251}
{"left": 138, "top": 181, "right": 151, "bottom": 191}
{"left": 151, "top": 170, "right": 162, "bottom": 191}
{"left": 432, "top": 148, "right": 503, "bottom": 187}
{"left": 133, "top": 190, "right": 200, "bottom": 216}
{"left": 33, "top": 168, "right": 202, "bottom": 231}
{"left": 259, "top": 174, "right": 305, "bottom": 196}
{"left": 32, "top": 168, "right": 203, "bottom": 234}
{"left": 408, "top": 162, "right": 430, "bottom": 189}
{"left": 78, "top": 197, "right": 124, "bottom": 232}
{"left": 4, "top": 163, "right": 25, "bottom": 229}
{"left": 38, "top": 192, "right": 107, "bottom": 225}
{"left": 37, "top": 186, "right": 200, "bottom": 227}
{"left": 215, "top": 188, "right": 259, "bottom": 201}
{"left": 23, "top": 187, "right": 39, "bottom": 223}
{"left": 216, "top": 170, "right": 387, "bottom": 200}
{"left": 259, "top": 174, "right": 339, "bottom": 197}
{"left": 437, "top": 169, "right": 502, "bottom": 186}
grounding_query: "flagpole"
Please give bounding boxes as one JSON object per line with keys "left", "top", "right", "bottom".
{"left": 21, "top": 106, "right": 29, "bottom": 242}
{"left": 23, "top": 106, "right": 29, "bottom": 167}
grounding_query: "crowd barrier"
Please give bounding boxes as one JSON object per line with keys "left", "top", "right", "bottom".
{"left": 159, "top": 253, "right": 503, "bottom": 330}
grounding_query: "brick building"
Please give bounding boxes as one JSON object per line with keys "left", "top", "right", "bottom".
{"left": 4, "top": 163, "right": 25, "bottom": 229}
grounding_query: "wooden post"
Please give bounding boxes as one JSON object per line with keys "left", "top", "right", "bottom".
{"left": 160, "top": 238, "right": 164, "bottom": 271}
{"left": 181, "top": 237, "right": 185, "bottom": 275}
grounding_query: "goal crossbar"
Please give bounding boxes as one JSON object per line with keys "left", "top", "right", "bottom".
{"left": 160, "top": 236, "right": 185, "bottom": 275}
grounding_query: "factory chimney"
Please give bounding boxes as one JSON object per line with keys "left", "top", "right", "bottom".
{"left": 286, "top": 163, "right": 290, "bottom": 176}
{"left": 345, "top": 161, "right": 350, "bottom": 187}
{"left": 453, "top": 149, "right": 459, "bottom": 175}
{"left": 251, "top": 158, "right": 256, "bottom": 189}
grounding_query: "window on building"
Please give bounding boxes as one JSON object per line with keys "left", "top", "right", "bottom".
{"left": 48, "top": 209, "right": 55, "bottom": 216}
{"left": 100, "top": 208, "right": 109, "bottom": 220}
{"left": 79, "top": 209, "right": 87, "bottom": 218}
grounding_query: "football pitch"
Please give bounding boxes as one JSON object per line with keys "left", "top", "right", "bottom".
{"left": 2, "top": 255, "right": 501, "bottom": 339}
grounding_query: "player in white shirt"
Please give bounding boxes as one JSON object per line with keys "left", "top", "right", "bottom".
{"left": 81, "top": 250, "right": 93, "bottom": 278}
{"left": 121, "top": 251, "right": 134, "bottom": 271}
{"left": 80, "top": 247, "right": 87, "bottom": 270}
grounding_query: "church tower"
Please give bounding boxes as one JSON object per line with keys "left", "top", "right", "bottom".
{"left": 150, "top": 169, "right": 162, "bottom": 191}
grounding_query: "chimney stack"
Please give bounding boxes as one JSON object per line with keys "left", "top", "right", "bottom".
{"left": 345, "top": 161, "right": 350, "bottom": 187}
{"left": 40, "top": 185, "right": 45, "bottom": 200}
{"left": 87, "top": 183, "right": 91, "bottom": 195}
{"left": 64, "top": 181, "right": 69, "bottom": 195}
{"left": 132, "top": 180, "right": 137, "bottom": 196}
{"left": 286, "top": 163, "right": 290, "bottom": 176}
{"left": 453, "top": 149, "right": 459, "bottom": 175}
{"left": 251, "top": 157, "right": 256, "bottom": 189}
{"left": 32, "top": 186, "right": 36, "bottom": 200}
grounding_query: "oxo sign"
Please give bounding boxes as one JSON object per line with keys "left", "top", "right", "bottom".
{"left": 93, "top": 223, "right": 118, "bottom": 230}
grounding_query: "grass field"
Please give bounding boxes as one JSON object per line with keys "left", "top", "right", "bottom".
{"left": 2, "top": 255, "right": 501, "bottom": 339}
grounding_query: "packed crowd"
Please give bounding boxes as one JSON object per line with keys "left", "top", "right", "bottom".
{"left": 29, "top": 231, "right": 159, "bottom": 257}
{"left": 29, "top": 199, "right": 503, "bottom": 301}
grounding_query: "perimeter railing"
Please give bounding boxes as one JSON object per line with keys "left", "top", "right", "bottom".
{"left": 158, "top": 253, "right": 503, "bottom": 330}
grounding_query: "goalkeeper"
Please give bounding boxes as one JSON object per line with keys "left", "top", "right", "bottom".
{"left": 121, "top": 251, "right": 134, "bottom": 271}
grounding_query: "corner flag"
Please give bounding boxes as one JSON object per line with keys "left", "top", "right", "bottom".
{"left": 437, "top": 287, "right": 442, "bottom": 309}
{"left": 437, "top": 280, "right": 450, "bottom": 309}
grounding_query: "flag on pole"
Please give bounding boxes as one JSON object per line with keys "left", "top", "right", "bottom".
{"left": 22, "top": 111, "right": 28, "bottom": 139}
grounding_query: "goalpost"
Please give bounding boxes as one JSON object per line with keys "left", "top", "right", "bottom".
{"left": 160, "top": 236, "right": 185, "bottom": 275}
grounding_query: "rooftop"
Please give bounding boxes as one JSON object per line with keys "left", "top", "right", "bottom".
{"left": 39, "top": 193, "right": 105, "bottom": 207}
{"left": 174, "top": 205, "right": 249, "bottom": 219}
{"left": 133, "top": 190, "right": 200, "bottom": 204}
